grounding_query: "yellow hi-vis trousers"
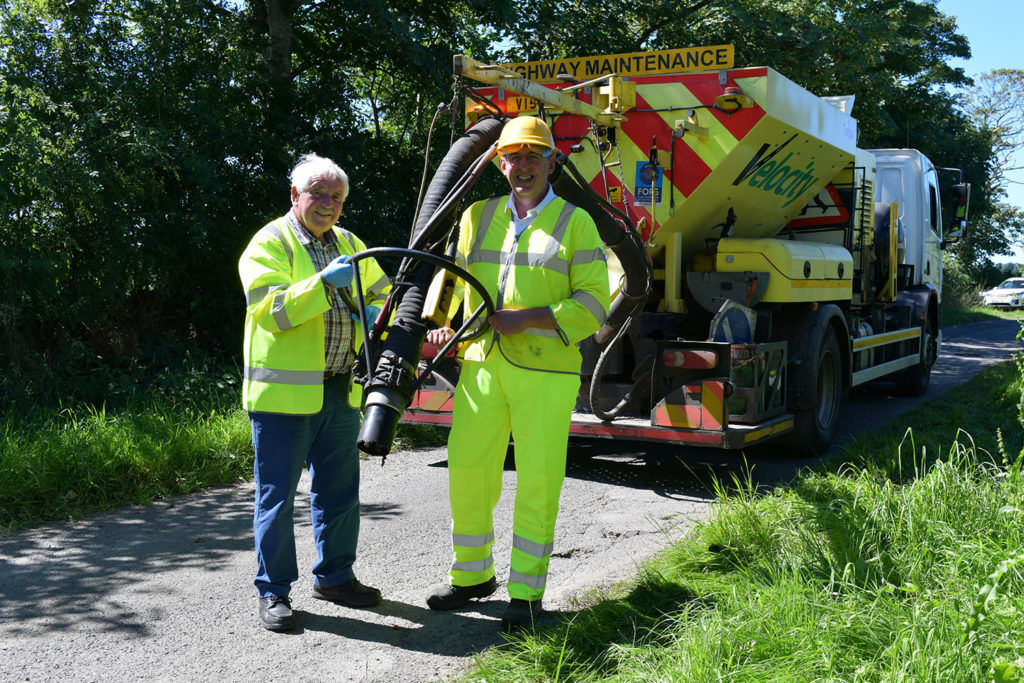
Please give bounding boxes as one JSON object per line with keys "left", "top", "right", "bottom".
{"left": 446, "top": 350, "right": 580, "bottom": 602}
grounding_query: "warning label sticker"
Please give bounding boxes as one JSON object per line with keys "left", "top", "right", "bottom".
{"left": 786, "top": 185, "right": 851, "bottom": 227}
{"left": 634, "top": 162, "right": 663, "bottom": 206}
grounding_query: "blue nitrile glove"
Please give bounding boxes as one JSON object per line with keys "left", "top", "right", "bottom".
{"left": 320, "top": 255, "right": 353, "bottom": 288}
{"left": 352, "top": 304, "right": 380, "bottom": 324}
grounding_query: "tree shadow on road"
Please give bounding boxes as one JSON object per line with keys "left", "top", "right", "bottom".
{"left": 0, "top": 484, "right": 255, "bottom": 636}
{"left": 0, "top": 482, "right": 413, "bottom": 639}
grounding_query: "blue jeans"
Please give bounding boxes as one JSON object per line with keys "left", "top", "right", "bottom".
{"left": 249, "top": 374, "right": 361, "bottom": 598}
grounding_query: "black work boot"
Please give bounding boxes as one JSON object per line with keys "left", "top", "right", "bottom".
{"left": 311, "top": 578, "right": 382, "bottom": 608}
{"left": 258, "top": 595, "right": 295, "bottom": 632}
{"left": 500, "top": 598, "right": 543, "bottom": 632}
{"left": 426, "top": 577, "right": 499, "bottom": 610}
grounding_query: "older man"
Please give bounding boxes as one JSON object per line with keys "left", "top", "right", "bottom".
{"left": 239, "top": 153, "right": 391, "bottom": 632}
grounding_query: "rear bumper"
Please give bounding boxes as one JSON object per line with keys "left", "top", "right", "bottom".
{"left": 400, "top": 408, "right": 794, "bottom": 450}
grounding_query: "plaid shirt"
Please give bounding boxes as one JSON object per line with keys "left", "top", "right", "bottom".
{"left": 286, "top": 211, "right": 354, "bottom": 373}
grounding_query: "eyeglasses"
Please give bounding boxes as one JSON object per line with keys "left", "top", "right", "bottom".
{"left": 498, "top": 148, "right": 552, "bottom": 165}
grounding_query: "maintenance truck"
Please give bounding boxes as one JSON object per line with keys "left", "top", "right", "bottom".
{"left": 353, "top": 45, "right": 970, "bottom": 458}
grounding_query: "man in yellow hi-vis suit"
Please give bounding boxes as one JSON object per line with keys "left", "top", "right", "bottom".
{"left": 425, "top": 117, "right": 609, "bottom": 632}
{"left": 239, "top": 153, "right": 391, "bottom": 632}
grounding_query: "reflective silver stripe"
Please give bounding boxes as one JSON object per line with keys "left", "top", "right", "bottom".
{"left": 514, "top": 251, "right": 570, "bottom": 275}
{"left": 452, "top": 554, "right": 494, "bottom": 573}
{"left": 470, "top": 197, "right": 503, "bottom": 257}
{"left": 513, "top": 535, "right": 554, "bottom": 559}
{"left": 508, "top": 569, "right": 547, "bottom": 590}
{"left": 271, "top": 291, "right": 294, "bottom": 330}
{"left": 468, "top": 248, "right": 573, "bottom": 272}
{"left": 468, "top": 249, "right": 503, "bottom": 266}
{"left": 366, "top": 274, "right": 390, "bottom": 299}
{"left": 521, "top": 327, "right": 561, "bottom": 338}
{"left": 244, "top": 366, "right": 323, "bottom": 385}
{"left": 571, "top": 247, "right": 606, "bottom": 267}
{"left": 453, "top": 531, "right": 495, "bottom": 548}
{"left": 550, "top": 202, "right": 575, "bottom": 243}
{"left": 468, "top": 201, "right": 577, "bottom": 272}
{"left": 245, "top": 283, "right": 286, "bottom": 307}
{"left": 261, "top": 222, "right": 294, "bottom": 266}
{"left": 572, "top": 289, "right": 608, "bottom": 325}
{"left": 337, "top": 227, "right": 357, "bottom": 249}
{"left": 517, "top": 202, "right": 574, "bottom": 270}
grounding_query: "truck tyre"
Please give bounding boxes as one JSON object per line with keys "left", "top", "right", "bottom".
{"left": 894, "top": 312, "right": 934, "bottom": 397}
{"left": 785, "top": 322, "right": 843, "bottom": 457}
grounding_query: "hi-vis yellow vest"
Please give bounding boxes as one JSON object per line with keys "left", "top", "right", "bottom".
{"left": 239, "top": 216, "right": 390, "bottom": 414}
{"left": 453, "top": 196, "right": 609, "bottom": 374}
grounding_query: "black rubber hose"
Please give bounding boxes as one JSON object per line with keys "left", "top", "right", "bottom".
{"left": 549, "top": 160, "right": 650, "bottom": 344}
{"left": 357, "top": 116, "right": 505, "bottom": 457}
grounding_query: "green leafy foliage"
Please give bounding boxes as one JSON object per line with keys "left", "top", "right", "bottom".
{"left": 0, "top": 0, "right": 1011, "bottom": 408}
{"left": 1, "top": 0, "right": 265, "bottom": 399}
{"left": 0, "top": 0, "right": 504, "bottom": 403}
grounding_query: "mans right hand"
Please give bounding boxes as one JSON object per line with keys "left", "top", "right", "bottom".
{"left": 320, "top": 256, "right": 354, "bottom": 288}
{"left": 426, "top": 327, "right": 454, "bottom": 347}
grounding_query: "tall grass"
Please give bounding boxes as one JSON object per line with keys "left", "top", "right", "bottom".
{"left": 0, "top": 362, "right": 446, "bottom": 531}
{"left": 465, "top": 357, "right": 1024, "bottom": 682}
{"left": 467, "top": 443, "right": 1023, "bottom": 682}
{"left": 0, "top": 365, "right": 253, "bottom": 530}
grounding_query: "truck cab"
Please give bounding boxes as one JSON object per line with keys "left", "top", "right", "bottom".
{"left": 871, "top": 149, "right": 946, "bottom": 294}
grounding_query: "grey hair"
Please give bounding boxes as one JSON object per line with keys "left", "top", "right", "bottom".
{"left": 290, "top": 153, "right": 350, "bottom": 201}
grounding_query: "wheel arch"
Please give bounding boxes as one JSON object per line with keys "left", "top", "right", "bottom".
{"left": 825, "top": 307, "right": 852, "bottom": 397}
{"left": 896, "top": 283, "right": 941, "bottom": 359}
{"left": 783, "top": 303, "right": 850, "bottom": 409}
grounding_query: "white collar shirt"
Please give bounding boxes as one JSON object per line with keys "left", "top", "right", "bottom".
{"left": 506, "top": 185, "right": 557, "bottom": 236}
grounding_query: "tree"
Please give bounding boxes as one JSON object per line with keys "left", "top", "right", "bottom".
{"left": 964, "top": 69, "right": 1024, "bottom": 260}
{"left": 967, "top": 69, "right": 1024, "bottom": 187}
{"left": 242, "top": 0, "right": 515, "bottom": 250}
{"left": 0, "top": 0, "right": 513, "bottom": 405}
{"left": 0, "top": 0, "right": 265, "bottom": 402}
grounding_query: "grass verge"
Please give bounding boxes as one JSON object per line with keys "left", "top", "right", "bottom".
{"left": 462, "top": 358, "right": 1024, "bottom": 681}
{"left": 0, "top": 365, "right": 447, "bottom": 532}
{"left": 943, "top": 302, "right": 1023, "bottom": 326}
{"left": 0, "top": 366, "right": 253, "bottom": 530}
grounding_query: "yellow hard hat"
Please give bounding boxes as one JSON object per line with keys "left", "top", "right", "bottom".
{"left": 497, "top": 116, "right": 554, "bottom": 152}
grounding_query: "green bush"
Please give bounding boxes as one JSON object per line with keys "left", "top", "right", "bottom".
{"left": 943, "top": 254, "right": 985, "bottom": 307}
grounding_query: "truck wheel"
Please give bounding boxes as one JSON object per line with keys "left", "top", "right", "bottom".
{"left": 894, "top": 314, "right": 934, "bottom": 397}
{"left": 787, "top": 324, "right": 842, "bottom": 456}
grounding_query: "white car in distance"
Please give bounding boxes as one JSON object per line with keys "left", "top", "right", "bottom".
{"left": 980, "top": 277, "right": 1024, "bottom": 309}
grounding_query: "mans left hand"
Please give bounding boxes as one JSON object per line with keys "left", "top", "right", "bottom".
{"left": 351, "top": 304, "right": 380, "bottom": 324}
{"left": 320, "top": 255, "right": 354, "bottom": 288}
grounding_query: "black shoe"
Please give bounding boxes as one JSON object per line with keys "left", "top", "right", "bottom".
{"left": 500, "top": 598, "right": 542, "bottom": 632}
{"left": 426, "top": 577, "right": 498, "bottom": 610}
{"left": 258, "top": 595, "right": 295, "bottom": 632}
{"left": 312, "top": 578, "right": 382, "bottom": 608}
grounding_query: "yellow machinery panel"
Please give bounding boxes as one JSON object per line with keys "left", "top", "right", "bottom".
{"left": 716, "top": 238, "right": 853, "bottom": 302}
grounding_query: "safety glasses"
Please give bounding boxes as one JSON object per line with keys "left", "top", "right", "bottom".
{"left": 497, "top": 145, "right": 553, "bottom": 165}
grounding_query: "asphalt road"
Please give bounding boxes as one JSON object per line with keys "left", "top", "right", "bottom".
{"left": 1, "top": 317, "right": 1020, "bottom": 683}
